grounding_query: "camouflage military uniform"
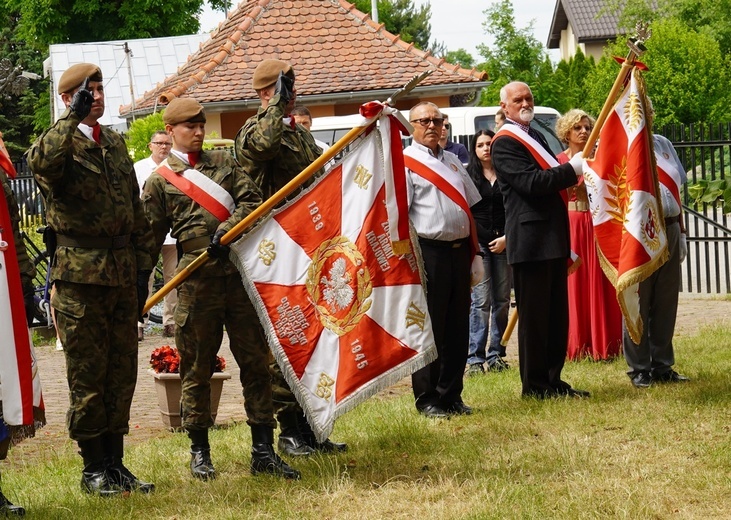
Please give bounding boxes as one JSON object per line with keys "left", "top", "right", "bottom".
{"left": 1, "top": 170, "right": 34, "bottom": 286}
{"left": 27, "top": 108, "right": 154, "bottom": 441}
{"left": 235, "top": 95, "right": 323, "bottom": 422}
{"left": 142, "top": 151, "right": 276, "bottom": 430}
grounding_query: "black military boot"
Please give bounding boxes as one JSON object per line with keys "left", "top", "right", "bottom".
{"left": 0, "top": 476, "right": 25, "bottom": 517}
{"left": 296, "top": 413, "right": 348, "bottom": 453}
{"left": 102, "top": 433, "right": 155, "bottom": 493}
{"left": 78, "top": 438, "right": 122, "bottom": 496}
{"left": 250, "top": 425, "right": 301, "bottom": 480}
{"left": 188, "top": 429, "right": 216, "bottom": 481}
{"left": 276, "top": 412, "right": 315, "bottom": 457}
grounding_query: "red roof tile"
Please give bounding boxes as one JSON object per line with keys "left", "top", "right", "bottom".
{"left": 121, "top": 0, "right": 487, "bottom": 117}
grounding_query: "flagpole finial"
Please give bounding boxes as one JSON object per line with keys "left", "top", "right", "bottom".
{"left": 627, "top": 22, "right": 652, "bottom": 58}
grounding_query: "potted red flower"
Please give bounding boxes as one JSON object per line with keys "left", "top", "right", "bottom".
{"left": 149, "top": 345, "right": 231, "bottom": 429}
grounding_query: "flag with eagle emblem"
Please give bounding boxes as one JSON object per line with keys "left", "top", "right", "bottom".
{"left": 584, "top": 67, "right": 669, "bottom": 343}
{"left": 230, "top": 115, "right": 436, "bottom": 441}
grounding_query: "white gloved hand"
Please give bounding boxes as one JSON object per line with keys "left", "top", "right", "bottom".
{"left": 679, "top": 232, "right": 687, "bottom": 263}
{"left": 470, "top": 254, "right": 485, "bottom": 287}
{"left": 569, "top": 151, "right": 584, "bottom": 176}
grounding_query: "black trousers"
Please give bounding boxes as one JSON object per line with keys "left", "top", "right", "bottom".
{"left": 512, "top": 258, "right": 570, "bottom": 397}
{"left": 411, "top": 240, "right": 471, "bottom": 409}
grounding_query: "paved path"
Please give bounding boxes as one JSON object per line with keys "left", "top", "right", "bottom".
{"left": 23, "top": 294, "right": 731, "bottom": 453}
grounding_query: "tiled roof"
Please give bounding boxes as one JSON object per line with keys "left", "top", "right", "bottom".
{"left": 121, "top": 0, "right": 488, "bottom": 117}
{"left": 48, "top": 34, "right": 209, "bottom": 130}
{"left": 547, "top": 0, "right": 622, "bottom": 48}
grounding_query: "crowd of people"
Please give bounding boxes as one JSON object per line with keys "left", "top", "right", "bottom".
{"left": 0, "top": 58, "right": 691, "bottom": 513}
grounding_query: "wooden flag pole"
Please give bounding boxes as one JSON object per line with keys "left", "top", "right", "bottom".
{"left": 500, "top": 307, "right": 518, "bottom": 348}
{"left": 143, "top": 70, "right": 433, "bottom": 316}
{"left": 582, "top": 22, "right": 651, "bottom": 159}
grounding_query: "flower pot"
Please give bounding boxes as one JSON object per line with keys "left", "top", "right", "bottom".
{"left": 149, "top": 370, "right": 232, "bottom": 429}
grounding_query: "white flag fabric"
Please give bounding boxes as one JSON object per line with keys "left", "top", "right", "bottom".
{"left": 231, "top": 122, "right": 436, "bottom": 441}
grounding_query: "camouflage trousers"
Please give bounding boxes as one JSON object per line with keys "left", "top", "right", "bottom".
{"left": 270, "top": 360, "right": 304, "bottom": 425}
{"left": 52, "top": 281, "right": 138, "bottom": 441}
{"left": 175, "top": 272, "right": 275, "bottom": 430}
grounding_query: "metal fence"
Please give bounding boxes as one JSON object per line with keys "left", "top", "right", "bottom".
{"left": 8, "top": 124, "right": 731, "bottom": 295}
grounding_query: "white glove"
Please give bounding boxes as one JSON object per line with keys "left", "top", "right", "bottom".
{"left": 569, "top": 151, "right": 584, "bottom": 176}
{"left": 679, "top": 233, "right": 687, "bottom": 263}
{"left": 470, "top": 254, "right": 485, "bottom": 287}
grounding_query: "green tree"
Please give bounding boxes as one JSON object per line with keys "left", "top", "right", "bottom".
{"left": 548, "top": 50, "right": 596, "bottom": 114}
{"left": 442, "top": 49, "right": 475, "bottom": 70}
{"left": 584, "top": 18, "right": 731, "bottom": 126}
{"left": 352, "top": 0, "right": 431, "bottom": 50}
{"left": 476, "top": 0, "right": 548, "bottom": 105}
{"left": 4, "top": 0, "right": 231, "bottom": 50}
{"left": 125, "top": 112, "right": 165, "bottom": 162}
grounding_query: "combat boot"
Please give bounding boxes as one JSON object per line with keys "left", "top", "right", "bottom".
{"left": 102, "top": 433, "right": 155, "bottom": 493}
{"left": 78, "top": 438, "right": 122, "bottom": 496}
{"left": 296, "top": 412, "right": 348, "bottom": 453}
{"left": 188, "top": 429, "right": 216, "bottom": 481}
{"left": 0, "top": 477, "right": 25, "bottom": 517}
{"left": 250, "top": 425, "right": 301, "bottom": 480}
{"left": 276, "top": 411, "right": 315, "bottom": 456}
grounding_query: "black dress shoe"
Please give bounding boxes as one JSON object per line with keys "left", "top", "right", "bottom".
{"left": 251, "top": 444, "right": 301, "bottom": 479}
{"left": 278, "top": 434, "right": 316, "bottom": 457}
{"left": 417, "top": 404, "right": 450, "bottom": 418}
{"left": 653, "top": 369, "right": 690, "bottom": 383}
{"left": 313, "top": 438, "right": 348, "bottom": 453}
{"left": 106, "top": 460, "right": 155, "bottom": 493}
{"left": 80, "top": 470, "right": 123, "bottom": 496}
{"left": 445, "top": 401, "right": 473, "bottom": 415}
{"left": 0, "top": 490, "right": 25, "bottom": 516}
{"left": 630, "top": 371, "right": 652, "bottom": 388}
{"left": 190, "top": 448, "right": 216, "bottom": 481}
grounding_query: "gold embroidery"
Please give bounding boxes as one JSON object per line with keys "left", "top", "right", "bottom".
{"left": 257, "top": 239, "right": 277, "bottom": 266}
{"left": 315, "top": 372, "right": 335, "bottom": 401}
{"left": 354, "top": 164, "right": 373, "bottom": 190}
{"left": 405, "top": 301, "right": 426, "bottom": 330}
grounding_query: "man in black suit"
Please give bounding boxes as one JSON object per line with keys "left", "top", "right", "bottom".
{"left": 491, "top": 81, "right": 589, "bottom": 398}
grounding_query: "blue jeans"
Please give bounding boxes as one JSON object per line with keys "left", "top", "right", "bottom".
{"left": 467, "top": 245, "right": 511, "bottom": 365}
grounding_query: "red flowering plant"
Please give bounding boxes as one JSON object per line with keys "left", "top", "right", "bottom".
{"left": 149, "top": 345, "right": 226, "bottom": 374}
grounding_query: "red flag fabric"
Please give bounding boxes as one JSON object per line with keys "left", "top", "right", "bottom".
{"left": 230, "top": 115, "right": 436, "bottom": 441}
{"left": 0, "top": 184, "right": 44, "bottom": 428}
{"left": 0, "top": 134, "right": 17, "bottom": 179}
{"left": 584, "top": 67, "right": 669, "bottom": 343}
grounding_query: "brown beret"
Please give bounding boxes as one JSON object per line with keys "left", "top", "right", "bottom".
{"left": 57, "top": 63, "right": 103, "bottom": 94}
{"left": 163, "top": 98, "right": 206, "bottom": 125}
{"left": 252, "top": 59, "right": 295, "bottom": 90}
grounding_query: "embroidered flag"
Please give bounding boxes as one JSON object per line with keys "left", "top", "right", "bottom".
{"left": 584, "top": 67, "right": 668, "bottom": 343}
{"left": 230, "top": 117, "right": 436, "bottom": 441}
{"left": 0, "top": 185, "right": 44, "bottom": 429}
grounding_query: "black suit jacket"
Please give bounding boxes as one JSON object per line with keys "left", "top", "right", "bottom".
{"left": 491, "top": 126, "right": 578, "bottom": 265}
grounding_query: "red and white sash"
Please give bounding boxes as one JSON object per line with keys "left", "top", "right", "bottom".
{"left": 655, "top": 155, "right": 682, "bottom": 208}
{"left": 155, "top": 160, "right": 235, "bottom": 222}
{"left": 493, "top": 124, "right": 559, "bottom": 169}
{"left": 403, "top": 148, "right": 479, "bottom": 257}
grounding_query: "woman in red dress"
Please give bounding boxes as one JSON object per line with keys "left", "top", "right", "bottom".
{"left": 556, "top": 110, "right": 622, "bottom": 360}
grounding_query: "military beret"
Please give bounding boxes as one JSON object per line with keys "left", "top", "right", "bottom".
{"left": 252, "top": 59, "right": 295, "bottom": 90}
{"left": 57, "top": 63, "right": 103, "bottom": 94}
{"left": 163, "top": 98, "right": 206, "bottom": 125}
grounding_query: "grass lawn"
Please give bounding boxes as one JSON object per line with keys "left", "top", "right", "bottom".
{"left": 4, "top": 325, "right": 731, "bottom": 519}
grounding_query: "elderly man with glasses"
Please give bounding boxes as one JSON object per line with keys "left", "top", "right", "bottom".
{"left": 134, "top": 130, "right": 177, "bottom": 340}
{"left": 405, "top": 101, "right": 482, "bottom": 418}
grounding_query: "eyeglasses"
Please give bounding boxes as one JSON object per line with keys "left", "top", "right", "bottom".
{"left": 444, "top": 123, "right": 451, "bottom": 130}
{"left": 410, "top": 117, "right": 445, "bottom": 128}
{"left": 151, "top": 142, "right": 172, "bottom": 146}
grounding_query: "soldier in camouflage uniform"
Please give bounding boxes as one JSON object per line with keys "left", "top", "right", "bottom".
{"left": 235, "top": 59, "right": 347, "bottom": 456}
{"left": 142, "top": 97, "right": 300, "bottom": 480}
{"left": 27, "top": 63, "right": 155, "bottom": 496}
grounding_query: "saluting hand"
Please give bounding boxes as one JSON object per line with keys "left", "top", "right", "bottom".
{"left": 70, "top": 77, "right": 94, "bottom": 120}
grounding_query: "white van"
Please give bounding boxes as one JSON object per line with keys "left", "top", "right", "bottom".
{"left": 311, "top": 106, "right": 564, "bottom": 155}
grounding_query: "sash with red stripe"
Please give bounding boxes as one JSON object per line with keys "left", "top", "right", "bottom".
{"left": 155, "top": 162, "right": 234, "bottom": 222}
{"left": 493, "top": 124, "right": 559, "bottom": 170}
{"left": 403, "top": 153, "right": 479, "bottom": 258}
{"left": 656, "top": 163, "right": 681, "bottom": 208}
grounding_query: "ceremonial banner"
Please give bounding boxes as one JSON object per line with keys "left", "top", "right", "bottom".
{"left": 231, "top": 118, "right": 436, "bottom": 441}
{"left": 584, "top": 67, "right": 668, "bottom": 343}
{"left": 0, "top": 184, "right": 44, "bottom": 429}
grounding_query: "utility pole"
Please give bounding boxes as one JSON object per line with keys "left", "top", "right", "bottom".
{"left": 124, "top": 42, "right": 136, "bottom": 121}
{"left": 371, "top": 0, "right": 378, "bottom": 23}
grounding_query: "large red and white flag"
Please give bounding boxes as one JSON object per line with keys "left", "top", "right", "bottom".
{"left": 231, "top": 112, "right": 436, "bottom": 441}
{"left": 0, "top": 178, "right": 44, "bottom": 431}
{"left": 584, "top": 67, "right": 669, "bottom": 343}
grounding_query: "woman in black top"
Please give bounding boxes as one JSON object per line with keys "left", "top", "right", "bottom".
{"left": 466, "top": 130, "right": 512, "bottom": 375}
